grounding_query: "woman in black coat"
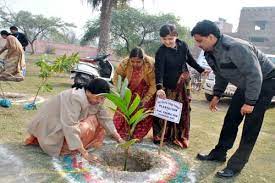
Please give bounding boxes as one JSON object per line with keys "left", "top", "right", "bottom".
{"left": 153, "top": 24, "right": 208, "bottom": 148}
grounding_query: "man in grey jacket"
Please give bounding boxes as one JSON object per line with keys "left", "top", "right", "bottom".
{"left": 191, "top": 20, "right": 275, "bottom": 178}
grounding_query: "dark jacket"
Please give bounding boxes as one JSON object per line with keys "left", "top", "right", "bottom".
{"left": 205, "top": 34, "right": 275, "bottom": 105}
{"left": 155, "top": 39, "right": 204, "bottom": 90}
{"left": 12, "top": 32, "right": 28, "bottom": 50}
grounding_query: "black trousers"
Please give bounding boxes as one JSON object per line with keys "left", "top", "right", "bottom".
{"left": 213, "top": 77, "right": 275, "bottom": 172}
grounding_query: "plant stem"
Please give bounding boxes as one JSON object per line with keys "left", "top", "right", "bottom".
{"left": 123, "top": 134, "right": 131, "bottom": 171}
{"left": 32, "top": 79, "right": 47, "bottom": 104}
{"left": 123, "top": 147, "right": 129, "bottom": 171}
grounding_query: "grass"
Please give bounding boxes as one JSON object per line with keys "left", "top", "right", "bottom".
{"left": 0, "top": 54, "right": 275, "bottom": 182}
{"left": 0, "top": 54, "right": 71, "bottom": 182}
{"left": 187, "top": 93, "right": 275, "bottom": 182}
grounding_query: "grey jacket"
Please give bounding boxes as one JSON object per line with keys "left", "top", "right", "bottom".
{"left": 205, "top": 34, "right": 275, "bottom": 105}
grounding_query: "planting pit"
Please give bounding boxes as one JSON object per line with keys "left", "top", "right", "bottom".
{"left": 54, "top": 140, "right": 194, "bottom": 183}
{"left": 99, "top": 148, "right": 153, "bottom": 172}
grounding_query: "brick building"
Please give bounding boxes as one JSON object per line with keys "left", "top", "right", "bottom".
{"left": 233, "top": 7, "right": 275, "bottom": 54}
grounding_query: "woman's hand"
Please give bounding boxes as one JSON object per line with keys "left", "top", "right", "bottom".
{"left": 82, "top": 150, "right": 101, "bottom": 163}
{"left": 117, "top": 137, "right": 125, "bottom": 143}
{"left": 111, "top": 132, "right": 125, "bottom": 143}
{"left": 178, "top": 72, "right": 190, "bottom": 82}
{"left": 156, "top": 89, "right": 166, "bottom": 99}
{"left": 78, "top": 146, "right": 100, "bottom": 163}
{"left": 115, "top": 134, "right": 125, "bottom": 143}
{"left": 209, "top": 96, "right": 220, "bottom": 112}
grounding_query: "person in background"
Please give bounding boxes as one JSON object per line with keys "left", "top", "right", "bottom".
{"left": 154, "top": 24, "right": 208, "bottom": 148}
{"left": 191, "top": 20, "right": 275, "bottom": 178}
{"left": 10, "top": 26, "right": 29, "bottom": 51}
{"left": 0, "top": 30, "right": 25, "bottom": 81}
{"left": 25, "top": 78, "right": 124, "bottom": 162}
{"left": 10, "top": 26, "right": 28, "bottom": 76}
{"left": 112, "top": 47, "right": 156, "bottom": 141}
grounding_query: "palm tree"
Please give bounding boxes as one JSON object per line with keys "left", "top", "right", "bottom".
{"left": 86, "top": 0, "right": 143, "bottom": 54}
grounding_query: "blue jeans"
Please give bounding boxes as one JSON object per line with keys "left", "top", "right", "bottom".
{"left": 22, "top": 68, "right": 26, "bottom": 76}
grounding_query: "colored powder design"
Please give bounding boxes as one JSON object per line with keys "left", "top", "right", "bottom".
{"left": 168, "top": 151, "right": 189, "bottom": 182}
{"left": 54, "top": 142, "right": 193, "bottom": 183}
{"left": 62, "top": 155, "right": 92, "bottom": 183}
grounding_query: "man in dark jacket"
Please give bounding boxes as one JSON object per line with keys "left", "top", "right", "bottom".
{"left": 191, "top": 20, "right": 275, "bottom": 178}
{"left": 10, "top": 26, "right": 29, "bottom": 51}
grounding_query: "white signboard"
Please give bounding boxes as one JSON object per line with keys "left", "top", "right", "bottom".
{"left": 153, "top": 98, "right": 183, "bottom": 123}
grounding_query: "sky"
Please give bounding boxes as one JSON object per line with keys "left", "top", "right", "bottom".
{"left": 3, "top": 0, "right": 275, "bottom": 37}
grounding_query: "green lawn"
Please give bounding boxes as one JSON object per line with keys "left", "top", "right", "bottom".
{"left": 0, "top": 54, "right": 274, "bottom": 182}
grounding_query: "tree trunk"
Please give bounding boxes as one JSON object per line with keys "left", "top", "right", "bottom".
{"left": 30, "top": 41, "right": 35, "bottom": 54}
{"left": 98, "top": 0, "right": 113, "bottom": 55}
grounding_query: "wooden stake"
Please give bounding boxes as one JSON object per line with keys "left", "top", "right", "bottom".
{"left": 158, "top": 120, "right": 167, "bottom": 155}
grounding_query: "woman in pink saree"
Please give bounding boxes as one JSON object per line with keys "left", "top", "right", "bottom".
{"left": 112, "top": 47, "right": 156, "bottom": 140}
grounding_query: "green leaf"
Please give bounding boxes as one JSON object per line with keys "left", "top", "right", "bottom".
{"left": 117, "top": 75, "right": 122, "bottom": 93}
{"left": 52, "top": 53, "right": 79, "bottom": 73}
{"left": 116, "top": 139, "right": 139, "bottom": 149}
{"left": 132, "top": 111, "right": 153, "bottom": 127}
{"left": 127, "top": 94, "right": 140, "bottom": 116}
{"left": 129, "top": 108, "right": 145, "bottom": 125}
{"left": 124, "top": 88, "right": 132, "bottom": 108}
{"left": 130, "top": 115, "right": 150, "bottom": 135}
{"left": 36, "top": 56, "right": 54, "bottom": 79}
{"left": 107, "top": 106, "right": 128, "bottom": 122}
{"left": 110, "top": 88, "right": 120, "bottom": 97}
{"left": 129, "top": 111, "right": 153, "bottom": 135}
{"left": 120, "top": 77, "right": 128, "bottom": 98}
{"left": 41, "top": 83, "right": 53, "bottom": 92}
{"left": 104, "top": 93, "right": 128, "bottom": 115}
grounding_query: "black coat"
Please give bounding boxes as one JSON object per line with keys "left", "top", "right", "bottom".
{"left": 12, "top": 32, "right": 28, "bottom": 50}
{"left": 155, "top": 39, "right": 204, "bottom": 90}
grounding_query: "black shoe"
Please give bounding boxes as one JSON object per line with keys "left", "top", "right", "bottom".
{"left": 216, "top": 168, "right": 238, "bottom": 178}
{"left": 197, "top": 152, "right": 226, "bottom": 162}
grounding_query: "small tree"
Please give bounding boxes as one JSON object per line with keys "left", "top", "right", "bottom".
{"left": 24, "top": 53, "right": 79, "bottom": 110}
{"left": 24, "top": 55, "right": 53, "bottom": 110}
{"left": 104, "top": 76, "right": 153, "bottom": 171}
{"left": 52, "top": 53, "right": 79, "bottom": 74}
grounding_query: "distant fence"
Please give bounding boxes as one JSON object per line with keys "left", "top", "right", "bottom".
{"left": 0, "top": 38, "right": 120, "bottom": 64}
{"left": 0, "top": 38, "right": 97, "bottom": 57}
{"left": 28, "top": 40, "right": 98, "bottom": 57}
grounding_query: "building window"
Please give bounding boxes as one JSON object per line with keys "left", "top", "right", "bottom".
{"left": 254, "top": 21, "right": 267, "bottom": 31}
